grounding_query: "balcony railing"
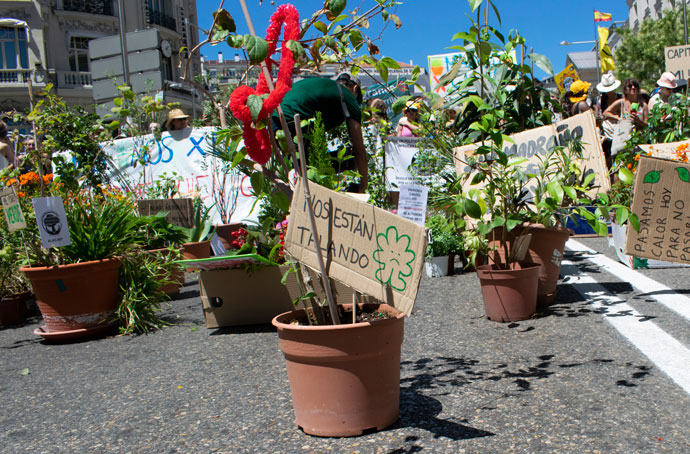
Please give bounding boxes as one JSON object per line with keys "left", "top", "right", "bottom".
{"left": 147, "top": 9, "right": 177, "bottom": 32}
{"left": 0, "top": 69, "right": 91, "bottom": 88}
{"left": 0, "top": 69, "right": 32, "bottom": 85}
{"left": 57, "top": 71, "right": 93, "bottom": 88}
{"left": 62, "top": 0, "right": 115, "bottom": 16}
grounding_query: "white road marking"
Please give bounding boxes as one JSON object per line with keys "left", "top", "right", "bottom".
{"left": 566, "top": 239, "right": 690, "bottom": 322}
{"left": 561, "top": 262, "right": 690, "bottom": 396}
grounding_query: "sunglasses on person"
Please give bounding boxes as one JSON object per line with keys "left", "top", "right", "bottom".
{"left": 626, "top": 83, "right": 639, "bottom": 89}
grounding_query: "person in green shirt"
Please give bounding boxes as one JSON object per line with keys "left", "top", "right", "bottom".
{"left": 273, "top": 72, "right": 368, "bottom": 192}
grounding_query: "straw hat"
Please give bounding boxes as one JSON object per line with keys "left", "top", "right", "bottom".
{"left": 596, "top": 71, "right": 621, "bottom": 93}
{"left": 165, "top": 108, "right": 189, "bottom": 130}
{"left": 569, "top": 80, "right": 591, "bottom": 103}
{"left": 657, "top": 71, "right": 678, "bottom": 89}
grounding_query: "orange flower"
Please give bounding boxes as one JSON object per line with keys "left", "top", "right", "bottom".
{"left": 6, "top": 178, "right": 18, "bottom": 186}
{"left": 634, "top": 154, "right": 640, "bottom": 161}
{"left": 677, "top": 143, "right": 689, "bottom": 152}
{"left": 17, "top": 191, "right": 26, "bottom": 198}
{"left": 627, "top": 163, "right": 633, "bottom": 169}
{"left": 42, "top": 174, "right": 53, "bottom": 185}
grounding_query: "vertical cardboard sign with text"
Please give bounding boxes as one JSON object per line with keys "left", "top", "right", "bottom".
{"left": 454, "top": 111, "right": 610, "bottom": 198}
{"left": 284, "top": 180, "right": 428, "bottom": 315}
{"left": 665, "top": 44, "right": 690, "bottom": 80}
{"left": 625, "top": 156, "right": 690, "bottom": 264}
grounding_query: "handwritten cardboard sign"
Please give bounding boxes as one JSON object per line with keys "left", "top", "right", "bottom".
{"left": 454, "top": 111, "right": 610, "bottom": 198}
{"left": 638, "top": 141, "right": 690, "bottom": 161}
{"left": 0, "top": 187, "right": 26, "bottom": 232}
{"left": 137, "top": 198, "right": 194, "bottom": 228}
{"left": 665, "top": 44, "right": 690, "bottom": 80}
{"left": 284, "top": 179, "right": 428, "bottom": 315}
{"left": 625, "top": 156, "right": 690, "bottom": 264}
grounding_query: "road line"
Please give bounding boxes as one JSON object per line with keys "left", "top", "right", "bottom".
{"left": 561, "top": 262, "right": 690, "bottom": 396}
{"left": 566, "top": 239, "right": 690, "bottom": 322}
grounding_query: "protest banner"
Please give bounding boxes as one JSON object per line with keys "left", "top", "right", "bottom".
{"left": 397, "top": 184, "right": 429, "bottom": 226}
{"left": 665, "top": 44, "right": 690, "bottom": 80}
{"left": 454, "top": 110, "right": 610, "bottom": 197}
{"left": 638, "top": 140, "right": 690, "bottom": 161}
{"left": 625, "top": 155, "right": 690, "bottom": 265}
{"left": 100, "top": 127, "right": 258, "bottom": 224}
{"left": 284, "top": 179, "right": 428, "bottom": 315}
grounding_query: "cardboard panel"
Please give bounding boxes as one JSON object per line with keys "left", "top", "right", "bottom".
{"left": 454, "top": 111, "right": 610, "bottom": 198}
{"left": 285, "top": 179, "right": 428, "bottom": 315}
{"left": 137, "top": 198, "right": 194, "bottom": 228}
{"left": 625, "top": 155, "right": 690, "bottom": 264}
{"left": 199, "top": 264, "right": 356, "bottom": 328}
{"left": 665, "top": 44, "right": 690, "bottom": 80}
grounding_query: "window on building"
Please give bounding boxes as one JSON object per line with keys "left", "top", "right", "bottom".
{"left": 0, "top": 27, "right": 28, "bottom": 69}
{"left": 69, "top": 36, "right": 92, "bottom": 72}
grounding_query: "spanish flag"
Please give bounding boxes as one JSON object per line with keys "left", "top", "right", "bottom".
{"left": 594, "top": 10, "right": 612, "bottom": 22}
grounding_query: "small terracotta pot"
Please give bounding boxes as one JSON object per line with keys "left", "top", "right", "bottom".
{"left": 214, "top": 223, "right": 243, "bottom": 251}
{"left": 20, "top": 258, "right": 121, "bottom": 333}
{"left": 0, "top": 292, "right": 30, "bottom": 327}
{"left": 272, "top": 303, "right": 405, "bottom": 437}
{"left": 182, "top": 240, "right": 211, "bottom": 271}
{"left": 477, "top": 262, "right": 540, "bottom": 322}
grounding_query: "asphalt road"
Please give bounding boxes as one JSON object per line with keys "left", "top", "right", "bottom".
{"left": 1, "top": 236, "right": 690, "bottom": 453}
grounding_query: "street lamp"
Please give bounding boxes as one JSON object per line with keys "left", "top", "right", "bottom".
{"left": 560, "top": 40, "right": 596, "bottom": 46}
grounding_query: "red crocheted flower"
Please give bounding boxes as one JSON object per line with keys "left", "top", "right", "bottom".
{"left": 229, "top": 4, "right": 299, "bottom": 165}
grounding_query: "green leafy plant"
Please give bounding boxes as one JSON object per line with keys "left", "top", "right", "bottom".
{"left": 181, "top": 198, "right": 215, "bottom": 243}
{"left": 131, "top": 212, "right": 187, "bottom": 250}
{"left": 425, "top": 214, "right": 462, "bottom": 257}
{"left": 143, "top": 172, "right": 183, "bottom": 199}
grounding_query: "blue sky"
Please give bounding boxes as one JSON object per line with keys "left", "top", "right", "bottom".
{"left": 196, "top": 1, "right": 631, "bottom": 79}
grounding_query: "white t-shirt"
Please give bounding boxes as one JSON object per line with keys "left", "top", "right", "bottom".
{"left": 648, "top": 93, "right": 662, "bottom": 112}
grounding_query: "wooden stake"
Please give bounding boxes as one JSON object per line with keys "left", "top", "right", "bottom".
{"left": 293, "top": 114, "right": 340, "bottom": 324}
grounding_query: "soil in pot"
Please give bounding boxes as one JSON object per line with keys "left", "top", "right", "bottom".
{"left": 283, "top": 303, "right": 394, "bottom": 325}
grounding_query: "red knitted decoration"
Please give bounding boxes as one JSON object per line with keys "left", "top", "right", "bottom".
{"left": 229, "top": 4, "right": 299, "bottom": 165}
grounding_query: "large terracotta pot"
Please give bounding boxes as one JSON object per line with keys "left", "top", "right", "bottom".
{"left": 20, "top": 258, "right": 121, "bottom": 334}
{"left": 488, "top": 224, "right": 570, "bottom": 307}
{"left": 477, "top": 262, "right": 540, "bottom": 322}
{"left": 182, "top": 240, "right": 211, "bottom": 271}
{"left": 214, "top": 223, "right": 243, "bottom": 251}
{"left": 272, "top": 303, "right": 405, "bottom": 437}
{"left": 146, "top": 248, "right": 185, "bottom": 294}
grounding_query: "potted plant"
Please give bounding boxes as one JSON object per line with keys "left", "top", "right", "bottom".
{"left": 180, "top": 197, "right": 215, "bottom": 262}
{"left": 0, "top": 233, "right": 34, "bottom": 327}
{"left": 424, "top": 214, "right": 462, "bottom": 277}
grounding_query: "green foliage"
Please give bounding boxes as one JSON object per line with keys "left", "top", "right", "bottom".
{"left": 143, "top": 172, "right": 183, "bottom": 199}
{"left": 0, "top": 231, "right": 30, "bottom": 298}
{"left": 425, "top": 214, "right": 462, "bottom": 257}
{"left": 116, "top": 251, "right": 173, "bottom": 334}
{"left": 181, "top": 198, "right": 215, "bottom": 243}
{"left": 130, "top": 212, "right": 187, "bottom": 250}
{"left": 614, "top": 7, "right": 685, "bottom": 90}
{"left": 27, "top": 84, "right": 110, "bottom": 192}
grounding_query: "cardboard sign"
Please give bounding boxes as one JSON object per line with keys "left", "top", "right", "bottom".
{"left": 454, "top": 111, "right": 610, "bottom": 198}
{"left": 665, "top": 44, "right": 690, "bottom": 80}
{"left": 638, "top": 141, "right": 690, "bottom": 161}
{"left": 32, "top": 197, "right": 71, "bottom": 248}
{"left": 284, "top": 179, "right": 428, "bottom": 315}
{"left": 397, "top": 184, "right": 429, "bottom": 226}
{"left": 0, "top": 187, "right": 27, "bottom": 232}
{"left": 625, "top": 156, "right": 690, "bottom": 264}
{"left": 137, "top": 198, "right": 194, "bottom": 228}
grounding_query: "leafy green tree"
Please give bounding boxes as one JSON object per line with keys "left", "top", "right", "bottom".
{"left": 614, "top": 7, "right": 684, "bottom": 90}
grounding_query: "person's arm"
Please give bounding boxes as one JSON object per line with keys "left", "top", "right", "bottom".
{"left": 346, "top": 117, "right": 368, "bottom": 193}
{"left": 603, "top": 98, "right": 623, "bottom": 122}
{"left": 0, "top": 142, "right": 15, "bottom": 164}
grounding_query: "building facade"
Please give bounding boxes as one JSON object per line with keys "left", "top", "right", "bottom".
{"left": 0, "top": 0, "right": 200, "bottom": 123}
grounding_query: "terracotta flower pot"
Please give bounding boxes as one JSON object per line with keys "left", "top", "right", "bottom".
{"left": 146, "top": 248, "right": 185, "bottom": 294}
{"left": 0, "top": 292, "right": 30, "bottom": 327}
{"left": 214, "top": 223, "right": 243, "bottom": 251}
{"left": 488, "top": 224, "right": 570, "bottom": 307}
{"left": 20, "top": 258, "right": 121, "bottom": 334}
{"left": 182, "top": 240, "right": 211, "bottom": 271}
{"left": 477, "top": 262, "right": 540, "bottom": 322}
{"left": 272, "top": 303, "right": 405, "bottom": 437}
